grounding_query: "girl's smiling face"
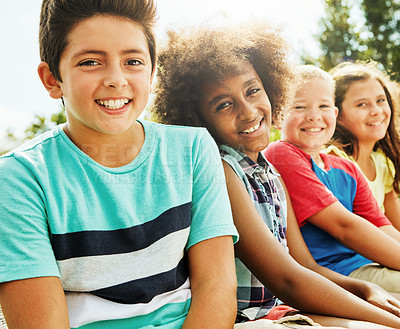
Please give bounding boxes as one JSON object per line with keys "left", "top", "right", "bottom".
{"left": 339, "top": 78, "right": 391, "bottom": 147}
{"left": 198, "top": 63, "right": 272, "bottom": 162}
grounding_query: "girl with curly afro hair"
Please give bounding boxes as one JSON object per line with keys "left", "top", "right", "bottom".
{"left": 151, "top": 22, "right": 400, "bottom": 328}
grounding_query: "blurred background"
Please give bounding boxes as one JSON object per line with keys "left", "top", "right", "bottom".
{"left": 0, "top": 0, "right": 399, "bottom": 153}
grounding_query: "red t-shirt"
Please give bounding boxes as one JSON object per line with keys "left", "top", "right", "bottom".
{"left": 264, "top": 141, "right": 389, "bottom": 227}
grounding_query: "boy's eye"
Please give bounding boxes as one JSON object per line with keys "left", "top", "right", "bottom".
{"left": 126, "top": 59, "right": 143, "bottom": 66}
{"left": 216, "top": 101, "right": 232, "bottom": 112}
{"left": 356, "top": 102, "right": 367, "bottom": 107}
{"left": 78, "top": 60, "right": 99, "bottom": 66}
{"left": 377, "top": 98, "right": 386, "bottom": 104}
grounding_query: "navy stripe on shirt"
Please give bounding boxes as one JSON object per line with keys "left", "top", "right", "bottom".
{"left": 51, "top": 202, "right": 192, "bottom": 260}
{"left": 85, "top": 256, "right": 189, "bottom": 304}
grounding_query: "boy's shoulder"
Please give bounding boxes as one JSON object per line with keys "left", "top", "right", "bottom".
{"left": 141, "top": 119, "right": 210, "bottom": 144}
{"left": 142, "top": 119, "right": 206, "bottom": 134}
{"left": 1, "top": 126, "right": 62, "bottom": 160}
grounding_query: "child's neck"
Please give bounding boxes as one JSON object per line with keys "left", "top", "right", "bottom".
{"left": 293, "top": 143, "right": 325, "bottom": 169}
{"left": 311, "top": 153, "right": 325, "bottom": 169}
{"left": 63, "top": 122, "right": 145, "bottom": 168}
{"left": 246, "top": 151, "right": 260, "bottom": 163}
{"left": 355, "top": 142, "right": 377, "bottom": 181}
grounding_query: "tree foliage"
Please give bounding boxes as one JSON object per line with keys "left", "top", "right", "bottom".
{"left": 315, "top": 0, "right": 400, "bottom": 81}
{"left": 361, "top": 0, "right": 400, "bottom": 80}
{"left": 1, "top": 107, "right": 66, "bottom": 155}
{"left": 317, "top": 0, "right": 362, "bottom": 69}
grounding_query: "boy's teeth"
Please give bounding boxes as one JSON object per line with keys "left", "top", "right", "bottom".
{"left": 242, "top": 122, "right": 261, "bottom": 134}
{"left": 97, "top": 99, "right": 129, "bottom": 110}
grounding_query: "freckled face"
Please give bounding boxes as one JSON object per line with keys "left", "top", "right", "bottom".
{"left": 57, "top": 15, "right": 154, "bottom": 137}
{"left": 339, "top": 78, "right": 391, "bottom": 146}
{"left": 198, "top": 63, "right": 272, "bottom": 162}
{"left": 282, "top": 77, "right": 338, "bottom": 154}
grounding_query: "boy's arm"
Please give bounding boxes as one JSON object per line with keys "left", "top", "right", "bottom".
{"left": 223, "top": 162, "right": 400, "bottom": 327}
{"left": 284, "top": 177, "right": 400, "bottom": 316}
{"left": 308, "top": 201, "right": 400, "bottom": 270}
{"left": 0, "top": 277, "right": 70, "bottom": 328}
{"left": 182, "top": 236, "right": 237, "bottom": 329}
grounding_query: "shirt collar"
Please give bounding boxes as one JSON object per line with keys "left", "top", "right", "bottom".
{"left": 219, "top": 144, "right": 270, "bottom": 176}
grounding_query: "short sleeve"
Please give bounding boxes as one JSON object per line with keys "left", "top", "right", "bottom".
{"left": 323, "top": 144, "right": 353, "bottom": 161}
{"left": 377, "top": 150, "right": 396, "bottom": 194}
{"left": 0, "top": 156, "right": 60, "bottom": 283}
{"left": 186, "top": 131, "right": 238, "bottom": 250}
{"left": 264, "top": 141, "right": 337, "bottom": 225}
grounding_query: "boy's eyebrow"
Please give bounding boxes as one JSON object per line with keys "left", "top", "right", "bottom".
{"left": 71, "top": 49, "right": 148, "bottom": 61}
{"left": 71, "top": 50, "right": 105, "bottom": 60}
{"left": 121, "top": 49, "right": 148, "bottom": 56}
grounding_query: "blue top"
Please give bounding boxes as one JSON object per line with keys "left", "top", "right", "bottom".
{"left": 300, "top": 157, "right": 373, "bottom": 275}
{"left": 265, "top": 141, "right": 389, "bottom": 276}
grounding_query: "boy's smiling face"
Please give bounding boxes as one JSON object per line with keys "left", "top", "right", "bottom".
{"left": 199, "top": 62, "right": 271, "bottom": 162}
{"left": 55, "top": 15, "right": 153, "bottom": 137}
{"left": 282, "top": 77, "right": 338, "bottom": 156}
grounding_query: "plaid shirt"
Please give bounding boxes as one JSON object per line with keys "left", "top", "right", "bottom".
{"left": 220, "top": 145, "right": 288, "bottom": 321}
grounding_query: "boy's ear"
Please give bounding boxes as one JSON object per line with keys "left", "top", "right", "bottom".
{"left": 334, "top": 106, "right": 339, "bottom": 118}
{"left": 38, "top": 62, "right": 63, "bottom": 99}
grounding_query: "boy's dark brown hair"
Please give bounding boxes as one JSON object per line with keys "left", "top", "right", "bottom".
{"left": 152, "top": 21, "right": 296, "bottom": 127}
{"left": 329, "top": 60, "right": 400, "bottom": 193}
{"left": 39, "top": 0, "right": 157, "bottom": 82}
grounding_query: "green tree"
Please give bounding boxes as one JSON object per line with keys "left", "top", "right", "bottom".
{"left": 1, "top": 107, "right": 66, "bottom": 155}
{"left": 361, "top": 0, "right": 400, "bottom": 80}
{"left": 314, "top": 0, "right": 400, "bottom": 81}
{"left": 270, "top": 126, "right": 282, "bottom": 143}
{"left": 24, "top": 107, "right": 67, "bottom": 140}
{"left": 315, "top": 0, "right": 362, "bottom": 70}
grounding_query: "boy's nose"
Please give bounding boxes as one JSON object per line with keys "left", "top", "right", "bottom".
{"left": 104, "top": 66, "right": 128, "bottom": 89}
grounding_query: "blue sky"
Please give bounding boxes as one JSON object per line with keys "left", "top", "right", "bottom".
{"left": 0, "top": 0, "right": 324, "bottom": 141}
